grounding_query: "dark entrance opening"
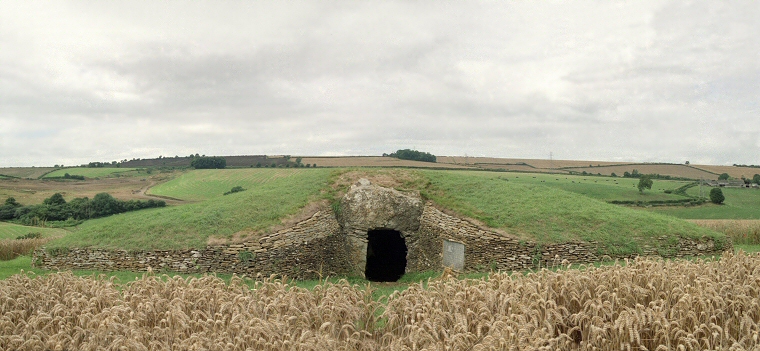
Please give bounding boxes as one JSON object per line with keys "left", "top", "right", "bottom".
{"left": 365, "top": 229, "right": 407, "bottom": 282}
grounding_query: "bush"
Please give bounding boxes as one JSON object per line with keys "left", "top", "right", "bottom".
{"left": 223, "top": 186, "right": 246, "bottom": 196}
{"left": 710, "top": 188, "right": 725, "bottom": 204}
{"left": 719, "top": 173, "right": 730, "bottom": 181}
{"left": 16, "top": 232, "right": 42, "bottom": 240}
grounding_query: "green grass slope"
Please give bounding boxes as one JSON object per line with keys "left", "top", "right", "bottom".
{"left": 49, "top": 169, "right": 333, "bottom": 250}
{"left": 148, "top": 168, "right": 302, "bottom": 201}
{"left": 420, "top": 170, "right": 724, "bottom": 255}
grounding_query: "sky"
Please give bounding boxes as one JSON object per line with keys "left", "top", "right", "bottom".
{"left": 1, "top": 1, "right": 758, "bottom": 167}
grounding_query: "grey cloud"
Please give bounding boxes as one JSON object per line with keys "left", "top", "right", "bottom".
{"left": 1, "top": 1, "right": 759, "bottom": 166}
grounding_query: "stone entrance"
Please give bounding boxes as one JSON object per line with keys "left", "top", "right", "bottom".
{"left": 365, "top": 229, "right": 407, "bottom": 281}
{"left": 337, "top": 179, "right": 423, "bottom": 278}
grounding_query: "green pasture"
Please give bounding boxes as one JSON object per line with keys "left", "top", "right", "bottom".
{"left": 420, "top": 170, "right": 723, "bottom": 256}
{"left": 43, "top": 167, "right": 139, "bottom": 179}
{"left": 649, "top": 186, "right": 760, "bottom": 219}
{"left": 48, "top": 168, "right": 333, "bottom": 250}
{"left": 148, "top": 168, "right": 308, "bottom": 201}
{"left": 0, "top": 222, "right": 69, "bottom": 240}
{"left": 489, "top": 172, "right": 691, "bottom": 202}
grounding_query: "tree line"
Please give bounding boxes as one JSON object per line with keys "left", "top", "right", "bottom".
{"left": 0, "top": 193, "right": 165, "bottom": 226}
{"left": 385, "top": 149, "right": 436, "bottom": 163}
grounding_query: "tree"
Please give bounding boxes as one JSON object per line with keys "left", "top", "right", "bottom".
{"left": 709, "top": 188, "right": 725, "bottom": 204}
{"left": 718, "top": 173, "right": 730, "bottom": 181}
{"left": 637, "top": 176, "right": 653, "bottom": 193}
{"left": 43, "top": 193, "right": 66, "bottom": 206}
{"left": 753, "top": 174, "right": 760, "bottom": 185}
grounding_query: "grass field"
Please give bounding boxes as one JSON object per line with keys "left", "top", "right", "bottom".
{"left": 43, "top": 167, "right": 140, "bottom": 179}
{"left": 488, "top": 172, "right": 691, "bottom": 202}
{"left": 420, "top": 170, "right": 722, "bottom": 255}
{"left": 47, "top": 168, "right": 333, "bottom": 250}
{"left": 0, "top": 167, "right": 58, "bottom": 179}
{"left": 0, "top": 222, "right": 69, "bottom": 240}
{"left": 649, "top": 186, "right": 760, "bottom": 219}
{"left": 148, "top": 168, "right": 308, "bottom": 201}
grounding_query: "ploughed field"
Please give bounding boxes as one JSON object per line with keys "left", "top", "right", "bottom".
{"left": 2, "top": 252, "right": 760, "bottom": 350}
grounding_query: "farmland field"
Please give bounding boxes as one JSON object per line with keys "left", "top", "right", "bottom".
{"left": 0, "top": 173, "right": 177, "bottom": 205}
{"left": 437, "top": 156, "right": 630, "bottom": 169}
{"left": 692, "top": 164, "right": 760, "bottom": 179}
{"left": 42, "top": 167, "right": 140, "bottom": 179}
{"left": 298, "top": 156, "right": 472, "bottom": 169}
{"left": 0, "top": 167, "right": 57, "bottom": 179}
{"left": 563, "top": 164, "right": 718, "bottom": 179}
{"left": 2, "top": 252, "right": 760, "bottom": 350}
{"left": 689, "top": 219, "right": 760, "bottom": 245}
{"left": 420, "top": 170, "right": 720, "bottom": 255}
{"left": 48, "top": 168, "right": 333, "bottom": 250}
{"left": 650, "top": 186, "right": 760, "bottom": 219}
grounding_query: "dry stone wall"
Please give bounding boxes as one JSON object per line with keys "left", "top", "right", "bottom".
{"left": 416, "top": 204, "right": 729, "bottom": 272}
{"left": 35, "top": 210, "right": 352, "bottom": 280}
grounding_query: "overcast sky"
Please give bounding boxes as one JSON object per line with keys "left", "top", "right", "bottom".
{"left": 1, "top": 1, "right": 758, "bottom": 167}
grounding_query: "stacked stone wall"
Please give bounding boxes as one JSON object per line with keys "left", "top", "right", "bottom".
{"left": 418, "top": 205, "right": 728, "bottom": 272}
{"left": 34, "top": 210, "right": 351, "bottom": 280}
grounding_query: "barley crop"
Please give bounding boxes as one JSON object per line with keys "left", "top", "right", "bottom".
{"left": 691, "top": 219, "right": 760, "bottom": 245}
{"left": 0, "top": 238, "right": 49, "bottom": 261}
{"left": 3, "top": 252, "right": 760, "bottom": 350}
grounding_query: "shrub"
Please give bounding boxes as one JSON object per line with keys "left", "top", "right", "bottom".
{"left": 16, "top": 232, "right": 42, "bottom": 240}
{"left": 223, "top": 186, "right": 246, "bottom": 196}
{"left": 718, "top": 173, "right": 730, "bottom": 180}
{"left": 710, "top": 188, "right": 725, "bottom": 204}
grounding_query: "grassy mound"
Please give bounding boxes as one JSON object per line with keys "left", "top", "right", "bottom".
{"left": 48, "top": 169, "right": 332, "bottom": 250}
{"left": 420, "top": 170, "right": 725, "bottom": 255}
{"left": 44, "top": 168, "right": 726, "bottom": 256}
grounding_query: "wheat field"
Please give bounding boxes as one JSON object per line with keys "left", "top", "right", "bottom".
{"left": 3, "top": 252, "right": 760, "bottom": 350}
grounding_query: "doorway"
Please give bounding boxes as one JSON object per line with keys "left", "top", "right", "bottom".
{"left": 365, "top": 229, "right": 407, "bottom": 282}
